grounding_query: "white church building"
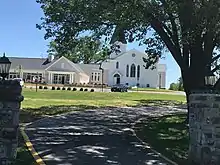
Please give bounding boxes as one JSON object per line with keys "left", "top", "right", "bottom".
{"left": 101, "top": 44, "right": 166, "bottom": 88}
{"left": 7, "top": 28, "right": 166, "bottom": 88}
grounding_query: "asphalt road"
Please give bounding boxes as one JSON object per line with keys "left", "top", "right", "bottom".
{"left": 25, "top": 106, "right": 186, "bottom": 165}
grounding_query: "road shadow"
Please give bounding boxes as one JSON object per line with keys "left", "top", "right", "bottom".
{"left": 25, "top": 107, "right": 174, "bottom": 165}
{"left": 134, "top": 99, "right": 187, "bottom": 109}
{"left": 134, "top": 113, "right": 188, "bottom": 165}
{"left": 15, "top": 132, "right": 36, "bottom": 165}
{"left": 20, "top": 105, "right": 100, "bottom": 124}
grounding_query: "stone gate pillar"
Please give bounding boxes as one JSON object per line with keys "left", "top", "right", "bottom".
{"left": 189, "top": 90, "right": 220, "bottom": 165}
{"left": 0, "top": 80, "right": 23, "bottom": 165}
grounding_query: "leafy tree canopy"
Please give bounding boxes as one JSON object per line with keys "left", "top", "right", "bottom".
{"left": 169, "top": 77, "right": 184, "bottom": 91}
{"left": 47, "top": 36, "right": 110, "bottom": 64}
{"left": 36, "top": 0, "right": 220, "bottom": 94}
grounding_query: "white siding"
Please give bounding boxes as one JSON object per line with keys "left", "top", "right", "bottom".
{"left": 102, "top": 49, "right": 160, "bottom": 88}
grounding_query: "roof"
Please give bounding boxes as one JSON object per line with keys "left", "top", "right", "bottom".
{"left": 110, "top": 26, "right": 127, "bottom": 44}
{"left": 77, "top": 63, "right": 100, "bottom": 75}
{"left": 8, "top": 56, "right": 100, "bottom": 74}
{"left": 9, "top": 57, "right": 50, "bottom": 71}
{"left": 110, "top": 48, "right": 147, "bottom": 60}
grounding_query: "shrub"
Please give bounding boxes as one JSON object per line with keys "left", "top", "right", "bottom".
{"left": 79, "top": 88, "right": 83, "bottom": 91}
{"left": 44, "top": 86, "right": 48, "bottom": 90}
{"left": 84, "top": 88, "right": 88, "bottom": 91}
{"left": 52, "top": 86, "right": 56, "bottom": 90}
{"left": 39, "top": 86, "right": 43, "bottom": 89}
{"left": 57, "top": 87, "right": 61, "bottom": 90}
{"left": 90, "top": 89, "right": 95, "bottom": 92}
{"left": 62, "top": 87, "right": 66, "bottom": 90}
{"left": 67, "top": 87, "right": 71, "bottom": 91}
{"left": 72, "top": 88, "right": 77, "bottom": 91}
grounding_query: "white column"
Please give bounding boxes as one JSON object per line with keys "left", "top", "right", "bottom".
{"left": 69, "top": 74, "right": 72, "bottom": 84}
{"left": 50, "top": 72, "right": 53, "bottom": 84}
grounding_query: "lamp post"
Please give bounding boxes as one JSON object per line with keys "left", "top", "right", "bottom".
{"left": 205, "top": 71, "right": 216, "bottom": 88}
{"left": 0, "top": 53, "right": 11, "bottom": 80}
{"left": 159, "top": 73, "right": 162, "bottom": 89}
{"left": 99, "top": 63, "right": 104, "bottom": 92}
{"left": 0, "top": 53, "right": 23, "bottom": 165}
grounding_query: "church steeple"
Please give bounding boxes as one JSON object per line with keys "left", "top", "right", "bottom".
{"left": 110, "top": 27, "right": 127, "bottom": 44}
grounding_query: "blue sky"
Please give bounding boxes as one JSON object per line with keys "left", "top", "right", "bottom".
{"left": 0, "top": 0, "right": 180, "bottom": 87}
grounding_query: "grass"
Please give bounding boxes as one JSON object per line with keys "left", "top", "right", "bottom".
{"left": 15, "top": 132, "right": 37, "bottom": 165}
{"left": 134, "top": 114, "right": 188, "bottom": 165}
{"left": 16, "top": 88, "right": 186, "bottom": 164}
{"left": 22, "top": 88, "right": 185, "bottom": 109}
{"left": 131, "top": 87, "right": 174, "bottom": 92}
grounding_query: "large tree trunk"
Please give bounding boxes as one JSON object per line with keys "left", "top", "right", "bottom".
{"left": 181, "top": 62, "right": 206, "bottom": 123}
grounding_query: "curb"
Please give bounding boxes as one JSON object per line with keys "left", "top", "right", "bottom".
{"left": 131, "top": 117, "right": 178, "bottom": 165}
{"left": 20, "top": 126, "right": 46, "bottom": 165}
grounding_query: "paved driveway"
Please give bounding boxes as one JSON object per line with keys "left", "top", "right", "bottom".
{"left": 25, "top": 106, "right": 186, "bottom": 165}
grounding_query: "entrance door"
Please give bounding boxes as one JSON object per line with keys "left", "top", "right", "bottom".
{"left": 61, "top": 76, "right": 65, "bottom": 84}
{"left": 114, "top": 74, "right": 120, "bottom": 84}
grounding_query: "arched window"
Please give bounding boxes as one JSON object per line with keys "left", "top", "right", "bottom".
{"left": 130, "top": 64, "right": 136, "bottom": 77}
{"left": 137, "top": 65, "right": 140, "bottom": 78}
{"left": 126, "top": 65, "right": 129, "bottom": 77}
{"left": 116, "top": 62, "right": 119, "bottom": 69}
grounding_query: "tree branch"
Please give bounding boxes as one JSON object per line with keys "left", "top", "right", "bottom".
{"left": 150, "top": 19, "right": 184, "bottom": 68}
{"left": 211, "top": 54, "right": 220, "bottom": 63}
{"left": 211, "top": 64, "right": 220, "bottom": 73}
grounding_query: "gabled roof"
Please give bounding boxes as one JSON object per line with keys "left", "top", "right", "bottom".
{"left": 9, "top": 57, "right": 50, "bottom": 71}
{"left": 110, "top": 48, "right": 147, "bottom": 60}
{"left": 8, "top": 56, "right": 102, "bottom": 74}
{"left": 110, "top": 26, "right": 127, "bottom": 44}
{"left": 77, "top": 63, "right": 100, "bottom": 75}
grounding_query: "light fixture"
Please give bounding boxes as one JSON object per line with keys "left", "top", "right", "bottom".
{"left": 205, "top": 71, "right": 216, "bottom": 86}
{"left": 0, "top": 53, "right": 11, "bottom": 80}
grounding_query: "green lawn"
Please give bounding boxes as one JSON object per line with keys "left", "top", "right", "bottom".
{"left": 134, "top": 114, "right": 188, "bottom": 165}
{"left": 131, "top": 87, "right": 174, "bottom": 92}
{"left": 17, "top": 88, "right": 186, "bottom": 165}
{"left": 22, "top": 88, "right": 185, "bottom": 108}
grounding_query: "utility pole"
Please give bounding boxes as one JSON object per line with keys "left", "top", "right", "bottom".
{"left": 159, "top": 73, "right": 162, "bottom": 89}
{"left": 35, "top": 72, "right": 38, "bottom": 92}
{"left": 99, "top": 62, "right": 104, "bottom": 92}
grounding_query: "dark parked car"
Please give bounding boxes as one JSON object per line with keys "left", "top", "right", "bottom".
{"left": 111, "top": 84, "right": 128, "bottom": 92}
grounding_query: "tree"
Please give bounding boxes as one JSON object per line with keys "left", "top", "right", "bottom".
{"left": 47, "top": 36, "right": 109, "bottom": 64}
{"left": 169, "top": 77, "right": 184, "bottom": 91}
{"left": 36, "top": 0, "right": 220, "bottom": 116}
{"left": 177, "top": 77, "right": 184, "bottom": 91}
{"left": 169, "top": 83, "right": 178, "bottom": 91}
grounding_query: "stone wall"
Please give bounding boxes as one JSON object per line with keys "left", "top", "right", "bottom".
{"left": 0, "top": 80, "right": 23, "bottom": 165}
{"left": 189, "top": 91, "right": 220, "bottom": 165}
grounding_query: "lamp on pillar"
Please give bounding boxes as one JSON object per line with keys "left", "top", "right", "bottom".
{"left": 0, "top": 53, "right": 11, "bottom": 80}
{"left": 99, "top": 63, "right": 104, "bottom": 92}
{"left": 205, "top": 71, "right": 216, "bottom": 88}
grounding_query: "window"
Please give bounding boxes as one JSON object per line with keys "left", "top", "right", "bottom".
{"left": 137, "top": 65, "right": 140, "bottom": 78}
{"left": 94, "top": 73, "right": 97, "bottom": 81}
{"left": 126, "top": 65, "right": 129, "bottom": 77}
{"left": 61, "top": 63, "right": 65, "bottom": 69}
{"left": 116, "top": 62, "right": 119, "bottom": 69}
{"left": 23, "top": 73, "right": 42, "bottom": 82}
{"left": 53, "top": 74, "right": 58, "bottom": 84}
{"left": 52, "top": 74, "right": 70, "bottom": 84}
{"left": 91, "top": 73, "right": 94, "bottom": 81}
{"left": 97, "top": 73, "right": 100, "bottom": 81}
{"left": 130, "top": 64, "right": 136, "bottom": 77}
